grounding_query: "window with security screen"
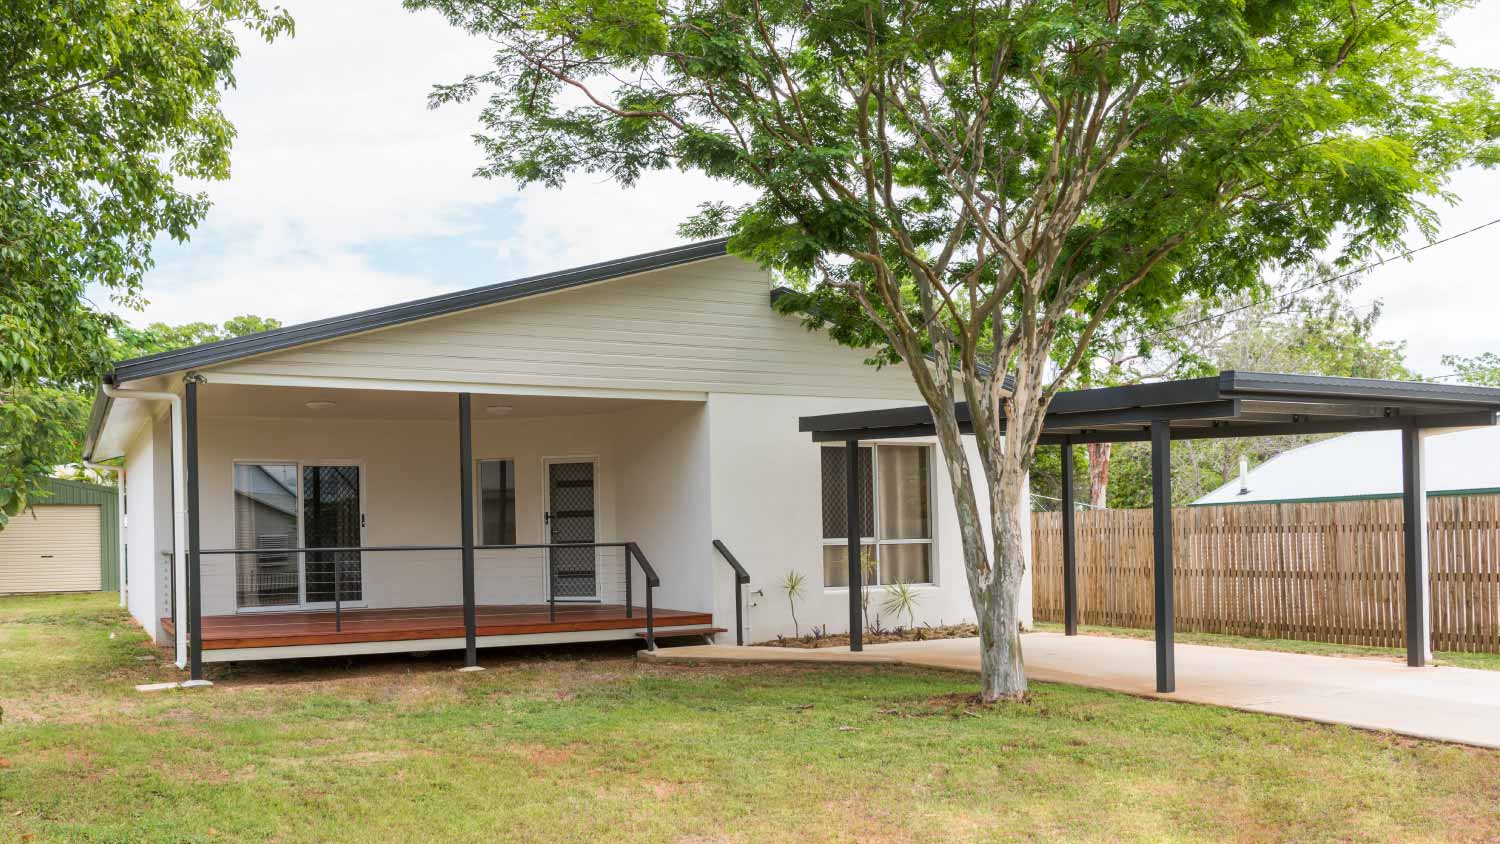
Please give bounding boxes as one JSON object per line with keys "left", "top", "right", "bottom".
{"left": 820, "top": 444, "right": 932, "bottom": 587}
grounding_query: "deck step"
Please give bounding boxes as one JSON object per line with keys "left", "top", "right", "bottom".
{"left": 638, "top": 627, "right": 727, "bottom": 639}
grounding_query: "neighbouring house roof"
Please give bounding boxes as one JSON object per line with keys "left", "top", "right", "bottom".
{"left": 1194, "top": 426, "right": 1500, "bottom": 505}
{"left": 798, "top": 371, "right": 1500, "bottom": 444}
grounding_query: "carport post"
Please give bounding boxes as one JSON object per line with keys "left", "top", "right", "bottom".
{"left": 458, "top": 392, "right": 479, "bottom": 669}
{"left": 1400, "top": 424, "right": 1432, "bottom": 667}
{"left": 1150, "top": 420, "right": 1175, "bottom": 693}
{"left": 1060, "top": 439, "right": 1079, "bottom": 636}
{"left": 184, "top": 377, "right": 204, "bottom": 683}
{"left": 846, "top": 439, "right": 863, "bottom": 652}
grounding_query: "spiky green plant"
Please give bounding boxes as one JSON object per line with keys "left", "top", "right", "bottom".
{"left": 780, "top": 570, "right": 806, "bottom": 638}
{"left": 881, "top": 581, "right": 923, "bottom": 630}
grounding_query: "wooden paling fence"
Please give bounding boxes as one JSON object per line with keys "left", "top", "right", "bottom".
{"left": 1032, "top": 495, "right": 1500, "bottom": 654}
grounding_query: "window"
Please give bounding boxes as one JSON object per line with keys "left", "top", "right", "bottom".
{"left": 478, "top": 459, "right": 517, "bottom": 545}
{"left": 234, "top": 463, "right": 300, "bottom": 608}
{"left": 821, "top": 444, "right": 932, "bottom": 586}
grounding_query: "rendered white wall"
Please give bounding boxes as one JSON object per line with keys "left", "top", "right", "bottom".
{"left": 121, "top": 417, "right": 162, "bottom": 640}
{"left": 190, "top": 401, "right": 717, "bottom": 616}
{"left": 705, "top": 392, "right": 1031, "bottom": 643}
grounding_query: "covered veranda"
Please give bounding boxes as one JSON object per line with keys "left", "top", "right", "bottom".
{"left": 798, "top": 371, "right": 1500, "bottom": 692}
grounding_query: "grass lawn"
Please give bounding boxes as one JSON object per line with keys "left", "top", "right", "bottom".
{"left": 3, "top": 594, "right": 1499, "bottom": 843}
{"left": 1031, "top": 621, "right": 1500, "bottom": 672}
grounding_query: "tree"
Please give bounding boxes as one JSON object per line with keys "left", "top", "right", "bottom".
{"left": 1100, "top": 279, "right": 1417, "bottom": 507}
{"left": 411, "top": 0, "right": 1498, "bottom": 700}
{"left": 0, "top": 317, "right": 282, "bottom": 526}
{"left": 1, "top": 1, "right": 291, "bottom": 521}
{"left": 1441, "top": 352, "right": 1500, "bottom": 387}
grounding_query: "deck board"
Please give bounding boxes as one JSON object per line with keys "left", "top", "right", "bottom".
{"left": 162, "top": 604, "right": 712, "bottom": 650}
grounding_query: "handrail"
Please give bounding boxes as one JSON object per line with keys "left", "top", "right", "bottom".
{"left": 625, "top": 542, "right": 658, "bottom": 650}
{"left": 200, "top": 542, "right": 654, "bottom": 639}
{"left": 711, "top": 540, "right": 750, "bottom": 646}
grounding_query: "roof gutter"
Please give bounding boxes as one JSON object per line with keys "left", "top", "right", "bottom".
{"left": 101, "top": 384, "right": 188, "bottom": 667}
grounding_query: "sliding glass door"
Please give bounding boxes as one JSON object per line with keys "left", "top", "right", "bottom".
{"left": 234, "top": 462, "right": 364, "bottom": 611}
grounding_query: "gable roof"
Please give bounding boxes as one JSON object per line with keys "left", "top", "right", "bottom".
{"left": 1194, "top": 426, "right": 1500, "bottom": 505}
{"left": 106, "top": 237, "right": 730, "bottom": 385}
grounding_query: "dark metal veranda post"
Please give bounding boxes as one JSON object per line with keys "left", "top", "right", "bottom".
{"left": 1060, "top": 438, "right": 1079, "bottom": 636}
{"left": 1401, "top": 423, "right": 1432, "bottom": 667}
{"left": 458, "top": 393, "right": 478, "bottom": 668}
{"left": 185, "top": 377, "right": 204, "bottom": 682}
{"left": 846, "top": 439, "right": 863, "bottom": 652}
{"left": 1150, "top": 420, "right": 1175, "bottom": 693}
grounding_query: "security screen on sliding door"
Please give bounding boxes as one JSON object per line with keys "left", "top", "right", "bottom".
{"left": 233, "top": 463, "right": 300, "bottom": 608}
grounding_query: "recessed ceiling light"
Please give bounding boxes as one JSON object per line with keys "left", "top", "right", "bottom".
{"left": 485, "top": 404, "right": 513, "bottom": 415}
{"left": 305, "top": 400, "right": 337, "bottom": 410}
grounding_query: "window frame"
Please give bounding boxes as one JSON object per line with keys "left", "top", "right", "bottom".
{"left": 819, "top": 443, "right": 936, "bottom": 588}
{"left": 474, "top": 456, "right": 519, "bottom": 546}
{"left": 230, "top": 457, "right": 367, "bottom": 613}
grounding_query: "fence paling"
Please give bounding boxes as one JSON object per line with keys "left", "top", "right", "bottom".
{"left": 1032, "top": 494, "right": 1500, "bottom": 654}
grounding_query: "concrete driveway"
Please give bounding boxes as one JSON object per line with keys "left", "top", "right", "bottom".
{"left": 646, "top": 632, "right": 1500, "bottom": 749}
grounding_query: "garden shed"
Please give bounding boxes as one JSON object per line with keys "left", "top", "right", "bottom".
{"left": 0, "top": 477, "right": 121, "bottom": 595}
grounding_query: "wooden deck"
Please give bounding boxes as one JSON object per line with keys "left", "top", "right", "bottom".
{"left": 162, "top": 604, "right": 713, "bottom": 650}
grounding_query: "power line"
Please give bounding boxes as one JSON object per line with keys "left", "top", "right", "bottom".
{"left": 1133, "top": 215, "right": 1500, "bottom": 345}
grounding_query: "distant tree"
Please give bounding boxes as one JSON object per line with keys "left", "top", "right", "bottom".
{"left": 0, "top": 1, "right": 291, "bottom": 523}
{"left": 412, "top": 0, "right": 1498, "bottom": 700}
{"left": 1099, "top": 278, "right": 1417, "bottom": 508}
{"left": 113, "top": 316, "right": 284, "bottom": 360}
{"left": 0, "top": 317, "right": 282, "bottom": 526}
{"left": 1440, "top": 352, "right": 1500, "bottom": 387}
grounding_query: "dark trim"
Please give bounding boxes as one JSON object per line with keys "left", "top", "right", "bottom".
{"left": 711, "top": 540, "right": 752, "bottom": 646}
{"left": 846, "top": 439, "right": 863, "bottom": 652}
{"left": 1221, "top": 370, "right": 1500, "bottom": 406}
{"left": 1400, "top": 424, "right": 1430, "bottom": 667}
{"left": 1059, "top": 439, "right": 1078, "bottom": 637}
{"left": 106, "top": 238, "right": 730, "bottom": 386}
{"left": 1150, "top": 420, "right": 1174, "bottom": 694}
{"left": 80, "top": 388, "right": 113, "bottom": 462}
{"left": 458, "top": 393, "right": 478, "bottom": 667}
{"left": 184, "top": 378, "right": 204, "bottom": 682}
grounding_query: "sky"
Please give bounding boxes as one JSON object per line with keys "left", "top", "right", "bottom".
{"left": 122, "top": 1, "right": 1500, "bottom": 378}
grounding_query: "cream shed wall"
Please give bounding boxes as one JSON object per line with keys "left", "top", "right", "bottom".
{"left": 202, "top": 256, "right": 922, "bottom": 401}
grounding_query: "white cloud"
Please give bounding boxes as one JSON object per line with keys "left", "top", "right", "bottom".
{"left": 131, "top": 0, "right": 1500, "bottom": 379}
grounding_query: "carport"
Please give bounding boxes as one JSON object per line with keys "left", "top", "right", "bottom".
{"left": 798, "top": 371, "right": 1500, "bottom": 692}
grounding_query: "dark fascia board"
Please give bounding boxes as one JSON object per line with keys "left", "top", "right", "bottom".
{"left": 1219, "top": 370, "right": 1500, "bottom": 408}
{"left": 81, "top": 387, "right": 112, "bottom": 462}
{"left": 107, "top": 237, "right": 731, "bottom": 385}
{"left": 808, "top": 398, "right": 1242, "bottom": 442}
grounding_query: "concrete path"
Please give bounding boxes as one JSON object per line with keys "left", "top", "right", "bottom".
{"left": 643, "top": 632, "right": 1500, "bottom": 749}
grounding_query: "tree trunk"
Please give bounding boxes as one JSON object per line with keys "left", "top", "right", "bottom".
{"left": 976, "top": 477, "right": 1028, "bottom": 702}
{"left": 1086, "top": 441, "right": 1111, "bottom": 509}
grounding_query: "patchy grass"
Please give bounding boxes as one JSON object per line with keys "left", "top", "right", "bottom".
{"left": 2, "top": 594, "right": 1499, "bottom": 843}
{"left": 1032, "top": 621, "right": 1500, "bottom": 672}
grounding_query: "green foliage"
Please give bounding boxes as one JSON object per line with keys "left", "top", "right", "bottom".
{"left": 0, "top": 389, "right": 90, "bottom": 527}
{"left": 0, "top": 316, "right": 281, "bottom": 529}
{"left": 1440, "top": 352, "right": 1500, "bottom": 387}
{"left": 113, "top": 315, "right": 284, "bottom": 360}
{"left": 0, "top": 0, "right": 292, "bottom": 392}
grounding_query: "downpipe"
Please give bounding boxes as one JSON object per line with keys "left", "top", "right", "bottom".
{"left": 82, "top": 460, "right": 126, "bottom": 608}
{"left": 101, "top": 385, "right": 188, "bottom": 669}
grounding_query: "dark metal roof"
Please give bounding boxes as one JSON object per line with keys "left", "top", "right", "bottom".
{"left": 799, "top": 371, "right": 1500, "bottom": 444}
{"left": 106, "top": 237, "right": 731, "bottom": 385}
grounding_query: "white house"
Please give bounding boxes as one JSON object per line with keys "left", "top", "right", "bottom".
{"left": 83, "top": 239, "right": 1030, "bottom": 676}
{"left": 1195, "top": 427, "right": 1500, "bottom": 506}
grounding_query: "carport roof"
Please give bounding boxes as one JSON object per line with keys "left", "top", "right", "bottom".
{"left": 799, "top": 371, "right": 1500, "bottom": 444}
